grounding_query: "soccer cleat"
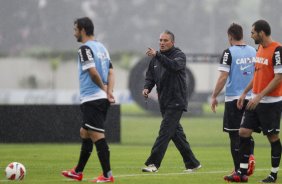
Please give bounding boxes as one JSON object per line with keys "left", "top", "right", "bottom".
{"left": 91, "top": 174, "right": 114, "bottom": 183}
{"left": 227, "top": 170, "right": 236, "bottom": 175}
{"left": 224, "top": 172, "right": 248, "bottom": 182}
{"left": 142, "top": 164, "right": 158, "bottom": 172}
{"left": 247, "top": 154, "right": 255, "bottom": 176}
{"left": 184, "top": 164, "right": 202, "bottom": 172}
{"left": 61, "top": 168, "right": 83, "bottom": 181}
{"left": 260, "top": 175, "right": 276, "bottom": 183}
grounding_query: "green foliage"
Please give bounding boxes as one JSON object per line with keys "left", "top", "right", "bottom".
{"left": 50, "top": 57, "right": 61, "bottom": 71}
{"left": 110, "top": 51, "right": 142, "bottom": 70}
{"left": 21, "top": 48, "right": 77, "bottom": 61}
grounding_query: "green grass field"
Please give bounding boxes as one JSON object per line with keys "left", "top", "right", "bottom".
{"left": 0, "top": 104, "right": 280, "bottom": 183}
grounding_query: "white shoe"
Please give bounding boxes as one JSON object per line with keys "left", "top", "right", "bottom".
{"left": 142, "top": 164, "right": 158, "bottom": 172}
{"left": 184, "top": 164, "right": 202, "bottom": 172}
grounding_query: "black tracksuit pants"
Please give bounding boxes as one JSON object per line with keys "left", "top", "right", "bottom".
{"left": 145, "top": 108, "right": 200, "bottom": 169}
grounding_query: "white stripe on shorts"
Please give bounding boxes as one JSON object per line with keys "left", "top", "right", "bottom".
{"left": 224, "top": 128, "right": 239, "bottom": 131}
{"left": 85, "top": 123, "right": 105, "bottom": 132}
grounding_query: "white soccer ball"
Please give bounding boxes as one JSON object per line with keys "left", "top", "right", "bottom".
{"left": 5, "top": 162, "right": 26, "bottom": 180}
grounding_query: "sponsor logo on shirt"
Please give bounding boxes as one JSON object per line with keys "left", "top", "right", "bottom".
{"left": 254, "top": 57, "right": 268, "bottom": 65}
{"left": 240, "top": 65, "right": 253, "bottom": 71}
{"left": 243, "top": 71, "right": 252, "bottom": 75}
{"left": 236, "top": 57, "right": 255, "bottom": 73}
{"left": 275, "top": 51, "right": 281, "bottom": 65}
{"left": 86, "top": 48, "right": 94, "bottom": 61}
{"left": 222, "top": 52, "right": 229, "bottom": 64}
{"left": 236, "top": 57, "right": 256, "bottom": 65}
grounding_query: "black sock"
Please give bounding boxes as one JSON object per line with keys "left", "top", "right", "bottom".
{"left": 229, "top": 132, "right": 240, "bottom": 171}
{"left": 250, "top": 136, "right": 255, "bottom": 155}
{"left": 95, "top": 138, "right": 111, "bottom": 178}
{"left": 75, "top": 138, "right": 93, "bottom": 173}
{"left": 239, "top": 136, "right": 252, "bottom": 175}
{"left": 270, "top": 139, "right": 281, "bottom": 179}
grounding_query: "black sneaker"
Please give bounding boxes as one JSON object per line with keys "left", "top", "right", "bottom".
{"left": 224, "top": 172, "right": 248, "bottom": 182}
{"left": 260, "top": 175, "right": 276, "bottom": 183}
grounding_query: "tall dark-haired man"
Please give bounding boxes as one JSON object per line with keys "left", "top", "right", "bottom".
{"left": 211, "top": 23, "right": 256, "bottom": 178}
{"left": 225, "top": 19, "right": 282, "bottom": 183}
{"left": 142, "top": 30, "right": 201, "bottom": 172}
{"left": 61, "top": 17, "right": 115, "bottom": 183}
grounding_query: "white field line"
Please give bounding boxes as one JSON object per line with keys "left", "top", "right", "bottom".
{"left": 0, "top": 168, "right": 271, "bottom": 182}
{"left": 114, "top": 168, "right": 270, "bottom": 178}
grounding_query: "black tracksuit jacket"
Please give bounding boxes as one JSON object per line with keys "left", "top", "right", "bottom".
{"left": 144, "top": 46, "right": 188, "bottom": 111}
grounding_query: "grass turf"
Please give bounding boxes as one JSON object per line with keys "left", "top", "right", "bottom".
{"left": 0, "top": 108, "right": 279, "bottom": 183}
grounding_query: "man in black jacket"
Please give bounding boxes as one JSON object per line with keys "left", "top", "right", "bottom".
{"left": 142, "top": 30, "right": 201, "bottom": 172}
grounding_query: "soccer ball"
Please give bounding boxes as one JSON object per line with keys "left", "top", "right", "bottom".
{"left": 5, "top": 162, "right": 26, "bottom": 180}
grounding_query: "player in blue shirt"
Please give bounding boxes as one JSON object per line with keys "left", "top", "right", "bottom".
{"left": 62, "top": 17, "right": 115, "bottom": 183}
{"left": 210, "top": 23, "right": 256, "bottom": 179}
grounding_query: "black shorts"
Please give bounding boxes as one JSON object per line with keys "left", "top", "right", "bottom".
{"left": 80, "top": 99, "right": 110, "bottom": 133}
{"left": 223, "top": 100, "right": 248, "bottom": 132}
{"left": 240, "top": 101, "right": 282, "bottom": 135}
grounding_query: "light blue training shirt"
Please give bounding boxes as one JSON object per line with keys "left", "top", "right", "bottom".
{"left": 77, "top": 40, "right": 112, "bottom": 104}
{"left": 218, "top": 45, "right": 256, "bottom": 101}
